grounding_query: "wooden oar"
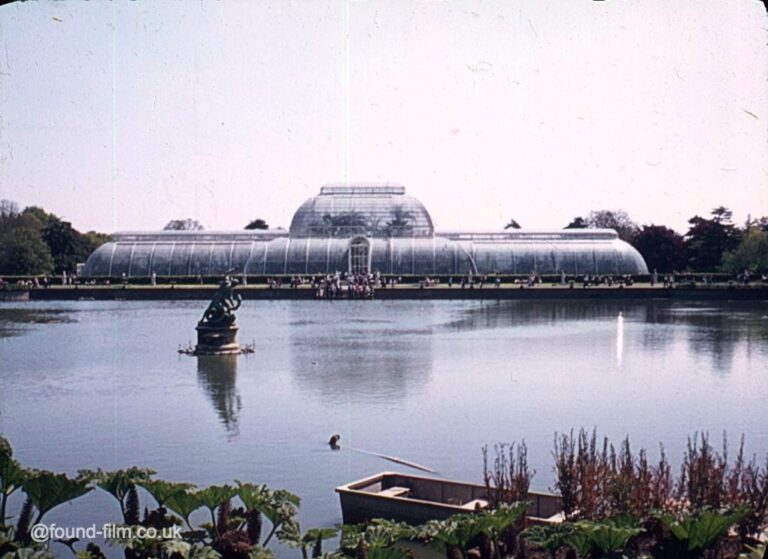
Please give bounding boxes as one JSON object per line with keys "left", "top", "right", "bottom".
{"left": 351, "top": 447, "right": 436, "bottom": 474}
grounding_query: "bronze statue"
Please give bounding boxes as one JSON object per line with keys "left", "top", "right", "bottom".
{"left": 200, "top": 276, "right": 242, "bottom": 327}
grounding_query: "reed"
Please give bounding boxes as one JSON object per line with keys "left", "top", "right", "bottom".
{"left": 482, "top": 442, "right": 534, "bottom": 508}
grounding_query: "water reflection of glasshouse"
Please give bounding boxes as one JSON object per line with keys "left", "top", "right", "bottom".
{"left": 82, "top": 184, "right": 648, "bottom": 277}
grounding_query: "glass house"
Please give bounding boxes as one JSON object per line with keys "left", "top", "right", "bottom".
{"left": 81, "top": 184, "right": 649, "bottom": 277}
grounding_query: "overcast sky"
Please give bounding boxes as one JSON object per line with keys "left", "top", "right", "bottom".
{"left": 0, "top": 1, "right": 765, "bottom": 235}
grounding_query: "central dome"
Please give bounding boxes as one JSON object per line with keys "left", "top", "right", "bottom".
{"left": 288, "top": 183, "right": 434, "bottom": 238}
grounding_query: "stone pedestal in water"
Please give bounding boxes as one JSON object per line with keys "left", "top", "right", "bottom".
{"left": 194, "top": 322, "right": 240, "bottom": 355}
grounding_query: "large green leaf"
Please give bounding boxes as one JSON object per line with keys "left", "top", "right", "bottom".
{"left": 81, "top": 467, "right": 155, "bottom": 504}
{"left": 659, "top": 508, "right": 749, "bottom": 552}
{"left": 742, "top": 543, "right": 767, "bottom": 559}
{"left": 363, "top": 524, "right": 409, "bottom": 551}
{"left": 165, "top": 490, "right": 204, "bottom": 526}
{"left": 197, "top": 485, "right": 238, "bottom": 512}
{"left": 236, "top": 482, "right": 271, "bottom": 512}
{"left": 564, "top": 529, "right": 593, "bottom": 557}
{"left": 420, "top": 515, "right": 484, "bottom": 550}
{"left": 575, "top": 518, "right": 643, "bottom": 554}
{"left": 685, "top": 508, "right": 748, "bottom": 551}
{"left": 0, "top": 452, "right": 27, "bottom": 497}
{"left": 0, "top": 437, "right": 12, "bottom": 458}
{"left": 657, "top": 512, "right": 690, "bottom": 541}
{"left": 522, "top": 523, "right": 576, "bottom": 554}
{"left": 367, "top": 519, "right": 414, "bottom": 544}
{"left": 235, "top": 482, "right": 299, "bottom": 525}
{"left": 271, "top": 489, "right": 301, "bottom": 508}
{"left": 22, "top": 471, "right": 92, "bottom": 520}
{"left": 477, "top": 502, "right": 528, "bottom": 538}
{"left": 138, "top": 479, "right": 194, "bottom": 508}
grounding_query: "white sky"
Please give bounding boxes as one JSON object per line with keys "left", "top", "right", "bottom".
{"left": 0, "top": 0, "right": 766, "bottom": 234}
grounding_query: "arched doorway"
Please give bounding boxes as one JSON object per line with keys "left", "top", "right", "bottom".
{"left": 348, "top": 237, "right": 371, "bottom": 274}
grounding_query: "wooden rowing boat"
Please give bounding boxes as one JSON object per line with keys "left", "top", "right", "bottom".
{"left": 336, "top": 471, "right": 563, "bottom": 526}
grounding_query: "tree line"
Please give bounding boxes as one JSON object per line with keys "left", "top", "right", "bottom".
{"left": 2, "top": 198, "right": 767, "bottom": 276}
{"left": 511, "top": 207, "right": 768, "bottom": 274}
{"left": 0, "top": 200, "right": 108, "bottom": 276}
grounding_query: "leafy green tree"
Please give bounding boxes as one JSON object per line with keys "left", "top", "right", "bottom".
{"left": 585, "top": 209, "right": 639, "bottom": 242}
{"left": 313, "top": 211, "right": 369, "bottom": 237}
{"left": 0, "top": 202, "right": 107, "bottom": 276}
{"left": 685, "top": 207, "right": 742, "bottom": 272}
{"left": 164, "top": 219, "right": 204, "bottom": 231}
{"left": 20, "top": 206, "right": 54, "bottom": 228}
{"left": 42, "top": 219, "right": 93, "bottom": 274}
{"left": 245, "top": 219, "right": 269, "bottom": 230}
{"left": 722, "top": 229, "right": 768, "bottom": 274}
{"left": 632, "top": 225, "right": 687, "bottom": 273}
{"left": 0, "top": 217, "right": 54, "bottom": 275}
{"left": 0, "top": 200, "right": 19, "bottom": 218}
{"left": 83, "top": 230, "right": 110, "bottom": 250}
{"left": 565, "top": 217, "right": 587, "bottom": 229}
{"left": 386, "top": 206, "right": 415, "bottom": 237}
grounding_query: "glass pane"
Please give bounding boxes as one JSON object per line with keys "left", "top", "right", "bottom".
{"left": 169, "top": 243, "right": 193, "bottom": 276}
{"left": 150, "top": 244, "right": 173, "bottom": 276}
{"left": 128, "top": 245, "right": 152, "bottom": 277}
{"left": 209, "top": 244, "right": 231, "bottom": 274}
{"left": 110, "top": 244, "right": 134, "bottom": 277}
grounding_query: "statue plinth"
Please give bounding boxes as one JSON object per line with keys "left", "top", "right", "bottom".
{"left": 178, "top": 273, "right": 254, "bottom": 356}
{"left": 194, "top": 322, "right": 241, "bottom": 355}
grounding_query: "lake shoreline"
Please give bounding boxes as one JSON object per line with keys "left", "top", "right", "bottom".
{"left": 10, "top": 285, "right": 768, "bottom": 301}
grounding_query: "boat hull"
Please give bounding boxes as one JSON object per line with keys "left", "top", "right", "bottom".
{"left": 336, "top": 472, "right": 563, "bottom": 526}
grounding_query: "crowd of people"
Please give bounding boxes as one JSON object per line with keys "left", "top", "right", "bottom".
{"left": 268, "top": 272, "right": 384, "bottom": 299}
{"left": 2, "top": 271, "right": 767, "bottom": 292}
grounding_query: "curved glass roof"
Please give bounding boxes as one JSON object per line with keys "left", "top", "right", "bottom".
{"left": 81, "top": 184, "right": 649, "bottom": 277}
{"left": 289, "top": 184, "right": 434, "bottom": 238}
{"left": 82, "top": 236, "right": 647, "bottom": 277}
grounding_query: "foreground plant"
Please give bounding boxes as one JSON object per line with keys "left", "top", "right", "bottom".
{"left": 279, "top": 519, "right": 338, "bottom": 559}
{"left": 574, "top": 516, "right": 644, "bottom": 559}
{"left": 79, "top": 467, "right": 156, "bottom": 526}
{"left": 740, "top": 543, "right": 767, "bottom": 559}
{"left": 482, "top": 443, "right": 533, "bottom": 508}
{"left": 419, "top": 515, "right": 484, "bottom": 559}
{"left": 0, "top": 438, "right": 28, "bottom": 527}
{"left": 339, "top": 519, "right": 415, "bottom": 556}
{"left": 16, "top": 470, "right": 93, "bottom": 546}
{"left": 654, "top": 507, "right": 749, "bottom": 559}
{"left": 521, "top": 523, "right": 576, "bottom": 559}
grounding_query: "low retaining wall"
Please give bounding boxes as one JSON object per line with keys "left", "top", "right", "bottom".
{"left": 17, "top": 285, "right": 768, "bottom": 302}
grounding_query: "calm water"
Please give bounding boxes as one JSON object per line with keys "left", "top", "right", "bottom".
{"left": 1, "top": 299, "right": 767, "bottom": 554}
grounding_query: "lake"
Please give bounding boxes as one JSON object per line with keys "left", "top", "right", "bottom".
{"left": 1, "top": 299, "right": 767, "bottom": 554}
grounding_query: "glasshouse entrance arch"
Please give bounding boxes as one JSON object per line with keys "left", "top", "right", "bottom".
{"left": 349, "top": 237, "right": 371, "bottom": 275}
